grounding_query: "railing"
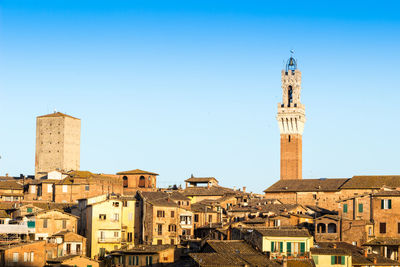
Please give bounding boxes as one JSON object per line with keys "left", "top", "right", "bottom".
{"left": 98, "top": 237, "right": 121, "bottom": 243}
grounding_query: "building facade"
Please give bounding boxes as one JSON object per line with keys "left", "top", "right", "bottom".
{"left": 35, "top": 112, "right": 81, "bottom": 178}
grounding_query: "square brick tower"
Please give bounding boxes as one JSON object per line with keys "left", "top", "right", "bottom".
{"left": 277, "top": 54, "right": 306, "bottom": 180}
{"left": 35, "top": 112, "right": 81, "bottom": 178}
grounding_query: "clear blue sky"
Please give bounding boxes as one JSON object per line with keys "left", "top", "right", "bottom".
{"left": 1, "top": 0, "right": 400, "bottom": 193}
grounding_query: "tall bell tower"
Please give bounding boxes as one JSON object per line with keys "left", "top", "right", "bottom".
{"left": 277, "top": 52, "right": 306, "bottom": 180}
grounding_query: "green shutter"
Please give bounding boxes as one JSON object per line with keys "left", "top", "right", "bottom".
{"left": 389, "top": 199, "right": 392, "bottom": 209}
{"left": 331, "top": 256, "right": 335, "bottom": 265}
{"left": 27, "top": 207, "right": 32, "bottom": 213}
{"left": 381, "top": 199, "right": 384, "bottom": 209}
{"left": 27, "top": 221, "right": 35, "bottom": 228}
{"left": 300, "top": 242, "right": 305, "bottom": 253}
{"left": 129, "top": 255, "right": 132, "bottom": 265}
{"left": 341, "top": 256, "right": 345, "bottom": 265}
{"left": 271, "top": 241, "right": 275, "bottom": 252}
{"left": 280, "top": 242, "right": 283, "bottom": 253}
{"left": 287, "top": 242, "right": 291, "bottom": 254}
{"left": 149, "top": 256, "right": 152, "bottom": 265}
{"left": 343, "top": 204, "right": 348, "bottom": 213}
{"left": 358, "top": 203, "right": 363, "bottom": 212}
{"left": 136, "top": 256, "right": 139, "bottom": 265}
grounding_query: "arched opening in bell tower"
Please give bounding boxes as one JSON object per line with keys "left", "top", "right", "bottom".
{"left": 288, "top": 86, "right": 293, "bottom": 106}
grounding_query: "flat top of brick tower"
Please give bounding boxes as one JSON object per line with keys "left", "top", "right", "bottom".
{"left": 37, "top": 112, "right": 79, "bottom": 120}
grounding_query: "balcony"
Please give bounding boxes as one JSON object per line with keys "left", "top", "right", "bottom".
{"left": 98, "top": 237, "right": 121, "bottom": 243}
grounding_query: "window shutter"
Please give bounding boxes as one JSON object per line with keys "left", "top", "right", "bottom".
{"left": 381, "top": 199, "right": 384, "bottom": 209}
{"left": 341, "top": 256, "right": 345, "bottom": 265}
{"left": 280, "top": 242, "right": 283, "bottom": 253}
{"left": 300, "top": 242, "right": 305, "bottom": 253}
{"left": 271, "top": 242, "right": 275, "bottom": 252}
{"left": 358, "top": 204, "right": 363, "bottom": 212}
{"left": 389, "top": 199, "right": 392, "bottom": 209}
{"left": 343, "top": 204, "right": 347, "bottom": 213}
{"left": 287, "top": 242, "right": 291, "bottom": 253}
{"left": 331, "top": 256, "right": 335, "bottom": 265}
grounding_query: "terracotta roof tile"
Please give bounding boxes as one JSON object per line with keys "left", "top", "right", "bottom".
{"left": 264, "top": 178, "right": 349, "bottom": 193}
{"left": 116, "top": 169, "right": 159, "bottom": 176}
{"left": 341, "top": 175, "right": 400, "bottom": 189}
{"left": 37, "top": 112, "right": 79, "bottom": 120}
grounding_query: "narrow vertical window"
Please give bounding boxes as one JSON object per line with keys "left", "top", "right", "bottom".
{"left": 288, "top": 85, "right": 293, "bottom": 105}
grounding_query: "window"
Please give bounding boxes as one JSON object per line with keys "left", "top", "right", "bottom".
{"left": 146, "top": 256, "right": 153, "bottom": 266}
{"left": 133, "top": 256, "right": 139, "bottom": 265}
{"left": 112, "top": 202, "right": 119, "bottom": 207}
{"left": 208, "top": 215, "right": 212, "bottom": 222}
{"left": 76, "top": 244, "right": 81, "bottom": 254}
{"left": 13, "top": 252, "right": 19, "bottom": 262}
{"left": 27, "top": 207, "right": 33, "bottom": 213}
{"left": 398, "top": 223, "right": 400, "bottom": 234}
{"left": 157, "top": 224, "right": 162, "bottom": 235}
{"left": 171, "top": 239, "right": 175, "bottom": 245}
{"left": 369, "top": 227, "right": 373, "bottom": 236}
{"left": 114, "top": 231, "right": 119, "bottom": 237}
{"left": 171, "top": 211, "right": 175, "bottom": 218}
{"left": 381, "top": 199, "right": 392, "bottom": 209}
{"left": 62, "top": 185, "right": 68, "bottom": 193}
{"left": 123, "top": 201, "right": 128, "bottom": 207}
{"left": 47, "top": 184, "right": 53, "bottom": 193}
{"left": 343, "top": 204, "right": 348, "bottom": 213}
{"left": 157, "top": 239, "right": 162, "bottom": 245}
{"left": 288, "top": 85, "right": 293, "bottom": 104}
{"left": 113, "top": 213, "right": 120, "bottom": 221}
{"left": 358, "top": 203, "right": 363, "bottom": 213}
{"left": 274, "top": 219, "right": 281, "bottom": 227}
{"left": 43, "top": 219, "right": 48, "bottom": 228}
{"left": 27, "top": 221, "right": 35, "bottom": 228}
{"left": 123, "top": 176, "right": 128, "bottom": 188}
{"left": 380, "top": 222, "right": 387, "bottom": 234}
{"left": 129, "top": 255, "right": 132, "bottom": 265}
{"left": 24, "top": 252, "right": 28, "bottom": 262}
{"left": 85, "top": 185, "right": 90, "bottom": 191}
{"left": 99, "top": 248, "right": 106, "bottom": 257}
{"left": 287, "top": 242, "right": 292, "bottom": 255}
{"left": 168, "top": 224, "right": 176, "bottom": 232}
{"left": 99, "top": 214, "right": 106, "bottom": 220}
{"left": 157, "top": 210, "right": 165, "bottom": 218}
{"left": 194, "top": 214, "right": 199, "bottom": 223}
{"left": 331, "top": 255, "right": 345, "bottom": 265}
{"left": 127, "top": 232, "right": 133, "bottom": 242}
{"left": 30, "top": 186, "right": 36, "bottom": 194}
{"left": 62, "top": 219, "right": 67, "bottom": 229}
{"left": 139, "top": 176, "right": 146, "bottom": 188}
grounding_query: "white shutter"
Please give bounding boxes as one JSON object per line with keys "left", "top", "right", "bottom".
{"left": 30, "top": 252, "right": 34, "bottom": 262}
{"left": 13, "top": 253, "right": 19, "bottom": 262}
{"left": 24, "top": 252, "right": 28, "bottom": 262}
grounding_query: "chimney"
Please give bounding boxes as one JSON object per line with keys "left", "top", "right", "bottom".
{"left": 243, "top": 186, "right": 246, "bottom": 192}
{"left": 333, "top": 244, "right": 337, "bottom": 249}
{"left": 373, "top": 257, "right": 377, "bottom": 264}
{"left": 364, "top": 249, "right": 368, "bottom": 257}
{"left": 5, "top": 173, "right": 8, "bottom": 177}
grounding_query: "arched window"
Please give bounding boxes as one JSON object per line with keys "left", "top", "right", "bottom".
{"left": 288, "top": 85, "right": 293, "bottom": 105}
{"left": 328, "top": 223, "right": 337, "bottom": 233}
{"left": 123, "top": 176, "right": 128, "bottom": 188}
{"left": 317, "top": 223, "right": 326, "bottom": 233}
{"left": 138, "top": 176, "right": 146, "bottom": 188}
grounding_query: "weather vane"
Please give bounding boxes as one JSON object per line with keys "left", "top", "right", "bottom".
{"left": 290, "top": 49, "right": 295, "bottom": 55}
